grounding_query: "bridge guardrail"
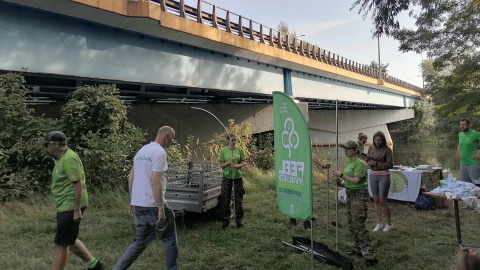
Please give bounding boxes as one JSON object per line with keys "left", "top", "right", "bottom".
{"left": 152, "top": 0, "right": 423, "bottom": 94}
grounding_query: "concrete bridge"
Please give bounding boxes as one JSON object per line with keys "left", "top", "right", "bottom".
{"left": 0, "top": 0, "right": 422, "bottom": 145}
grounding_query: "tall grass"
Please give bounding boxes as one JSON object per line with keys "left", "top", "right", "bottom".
{"left": 0, "top": 168, "right": 475, "bottom": 269}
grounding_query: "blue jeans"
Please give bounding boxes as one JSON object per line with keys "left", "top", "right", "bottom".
{"left": 113, "top": 203, "right": 178, "bottom": 270}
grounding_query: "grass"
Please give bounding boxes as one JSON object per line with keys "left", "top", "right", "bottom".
{"left": 0, "top": 167, "right": 476, "bottom": 270}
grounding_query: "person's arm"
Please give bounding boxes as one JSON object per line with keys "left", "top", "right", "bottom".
{"left": 151, "top": 171, "right": 165, "bottom": 223}
{"left": 64, "top": 156, "right": 84, "bottom": 221}
{"left": 218, "top": 149, "right": 233, "bottom": 169}
{"left": 332, "top": 170, "right": 362, "bottom": 184}
{"left": 233, "top": 148, "right": 246, "bottom": 169}
{"left": 456, "top": 144, "right": 460, "bottom": 157}
{"left": 128, "top": 167, "right": 134, "bottom": 216}
{"left": 374, "top": 148, "right": 394, "bottom": 170}
{"left": 313, "top": 154, "right": 330, "bottom": 169}
{"left": 72, "top": 180, "right": 83, "bottom": 221}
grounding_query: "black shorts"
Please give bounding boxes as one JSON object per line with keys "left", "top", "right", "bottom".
{"left": 54, "top": 207, "right": 86, "bottom": 247}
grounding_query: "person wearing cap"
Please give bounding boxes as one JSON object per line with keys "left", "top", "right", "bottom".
{"left": 366, "top": 131, "right": 394, "bottom": 233}
{"left": 113, "top": 126, "right": 178, "bottom": 270}
{"left": 38, "top": 131, "right": 105, "bottom": 270}
{"left": 332, "top": 141, "right": 378, "bottom": 268}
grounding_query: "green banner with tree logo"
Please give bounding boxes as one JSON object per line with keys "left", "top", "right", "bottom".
{"left": 273, "top": 91, "right": 312, "bottom": 219}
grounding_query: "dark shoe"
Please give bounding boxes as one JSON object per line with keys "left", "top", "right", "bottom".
{"left": 236, "top": 222, "right": 244, "bottom": 228}
{"left": 346, "top": 248, "right": 363, "bottom": 257}
{"left": 222, "top": 221, "right": 229, "bottom": 229}
{"left": 88, "top": 260, "right": 105, "bottom": 270}
{"left": 365, "top": 258, "right": 378, "bottom": 268}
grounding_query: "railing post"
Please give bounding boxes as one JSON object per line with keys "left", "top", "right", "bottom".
{"left": 285, "top": 35, "right": 291, "bottom": 52}
{"left": 249, "top": 20, "right": 254, "bottom": 40}
{"left": 179, "top": 0, "right": 186, "bottom": 18}
{"left": 226, "top": 10, "right": 231, "bottom": 33}
{"left": 238, "top": 15, "right": 243, "bottom": 37}
{"left": 260, "top": 24, "right": 265, "bottom": 43}
{"left": 298, "top": 40, "right": 304, "bottom": 56}
{"left": 212, "top": 5, "right": 218, "bottom": 28}
{"left": 196, "top": 0, "right": 203, "bottom": 24}
{"left": 158, "top": 0, "right": 166, "bottom": 12}
{"left": 277, "top": 31, "right": 283, "bottom": 49}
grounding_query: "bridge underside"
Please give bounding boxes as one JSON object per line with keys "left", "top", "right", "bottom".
{"left": 0, "top": 0, "right": 419, "bottom": 110}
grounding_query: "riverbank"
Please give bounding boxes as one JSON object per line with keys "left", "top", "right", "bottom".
{"left": 0, "top": 168, "right": 472, "bottom": 269}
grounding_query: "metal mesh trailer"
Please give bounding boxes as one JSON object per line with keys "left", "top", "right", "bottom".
{"left": 165, "top": 162, "right": 223, "bottom": 213}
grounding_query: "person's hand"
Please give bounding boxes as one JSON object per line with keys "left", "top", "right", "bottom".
{"left": 73, "top": 209, "right": 83, "bottom": 222}
{"left": 367, "top": 160, "right": 376, "bottom": 166}
{"left": 157, "top": 208, "right": 166, "bottom": 225}
{"left": 474, "top": 150, "right": 480, "bottom": 160}
{"left": 129, "top": 205, "right": 134, "bottom": 216}
{"left": 322, "top": 163, "right": 331, "bottom": 169}
{"left": 335, "top": 178, "right": 343, "bottom": 187}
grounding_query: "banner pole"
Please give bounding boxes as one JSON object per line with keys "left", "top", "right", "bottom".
{"left": 335, "top": 99, "right": 339, "bottom": 251}
{"left": 310, "top": 219, "right": 314, "bottom": 269}
{"left": 326, "top": 164, "right": 330, "bottom": 233}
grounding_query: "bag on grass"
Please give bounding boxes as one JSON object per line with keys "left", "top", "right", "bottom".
{"left": 415, "top": 194, "right": 433, "bottom": 210}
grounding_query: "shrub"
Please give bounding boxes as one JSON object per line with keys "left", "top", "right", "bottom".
{"left": 61, "top": 84, "right": 146, "bottom": 190}
{"left": 0, "top": 73, "right": 58, "bottom": 201}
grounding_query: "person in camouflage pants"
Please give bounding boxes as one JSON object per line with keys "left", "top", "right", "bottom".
{"left": 333, "top": 141, "right": 378, "bottom": 268}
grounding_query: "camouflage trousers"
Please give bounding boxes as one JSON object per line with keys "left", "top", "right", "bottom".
{"left": 220, "top": 177, "right": 245, "bottom": 223}
{"left": 346, "top": 188, "right": 375, "bottom": 259}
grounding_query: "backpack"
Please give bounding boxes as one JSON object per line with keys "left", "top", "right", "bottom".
{"left": 415, "top": 194, "right": 434, "bottom": 210}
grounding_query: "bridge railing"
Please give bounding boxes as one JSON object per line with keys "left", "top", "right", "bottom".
{"left": 153, "top": 0, "right": 423, "bottom": 94}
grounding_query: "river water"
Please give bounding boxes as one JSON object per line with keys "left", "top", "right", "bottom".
{"left": 316, "top": 141, "right": 460, "bottom": 177}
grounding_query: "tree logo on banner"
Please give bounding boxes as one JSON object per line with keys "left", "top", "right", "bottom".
{"left": 282, "top": 118, "right": 299, "bottom": 158}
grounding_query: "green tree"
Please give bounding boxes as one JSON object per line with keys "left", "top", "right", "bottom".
{"left": 352, "top": 0, "right": 480, "bottom": 67}
{"left": 61, "top": 84, "right": 146, "bottom": 189}
{"left": 277, "top": 21, "right": 297, "bottom": 38}
{"left": 0, "top": 73, "right": 58, "bottom": 200}
{"left": 369, "top": 60, "right": 389, "bottom": 73}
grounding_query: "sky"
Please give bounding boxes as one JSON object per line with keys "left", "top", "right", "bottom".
{"left": 193, "top": 0, "right": 424, "bottom": 87}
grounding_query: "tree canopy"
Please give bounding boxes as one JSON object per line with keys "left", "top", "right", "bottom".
{"left": 352, "top": 0, "right": 480, "bottom": 66}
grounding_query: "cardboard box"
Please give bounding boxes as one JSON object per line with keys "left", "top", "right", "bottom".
{"left": 433, "top": 197, "right": 453, "bottom": 209}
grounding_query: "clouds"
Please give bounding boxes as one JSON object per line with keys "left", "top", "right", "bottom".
{"left": 295, "top": 18, "right": 360, "bottom": 36}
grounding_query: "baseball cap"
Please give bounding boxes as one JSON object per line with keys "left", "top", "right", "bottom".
{"left": 37, "top": 131, "right": 67, "bottom": 145}
{"left": 340, "top": 141, "right": 358, "bottom": 149}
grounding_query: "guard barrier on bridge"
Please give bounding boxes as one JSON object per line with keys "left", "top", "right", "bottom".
{"left": 151, "top": 0, "right": 422, "bottom": 94}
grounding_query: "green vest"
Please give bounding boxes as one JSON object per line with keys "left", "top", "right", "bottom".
{"left": 219, "top": 147, "right": 245, "bottom": 180}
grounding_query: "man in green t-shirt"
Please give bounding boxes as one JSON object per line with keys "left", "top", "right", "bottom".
{"left": 218, "top": 133, "right": 245, "bottom": 229}
{"left": 38, "top": 131, "right": 104, "bottom": 270}
{"left": 457, "top": 119, "right": 480, "bottom": 184}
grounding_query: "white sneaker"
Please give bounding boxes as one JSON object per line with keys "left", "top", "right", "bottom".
{"left": 383, "top": 224, "right": 394, "bottom": 232}
{"left": 373, "top": 223, "right": 383, "bottom": 232}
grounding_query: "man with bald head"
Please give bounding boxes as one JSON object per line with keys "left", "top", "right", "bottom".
{"left": 113, "top": 126, "right": 178, "bottom": 270}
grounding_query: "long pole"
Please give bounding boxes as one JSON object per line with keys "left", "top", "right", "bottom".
{"left": 377, "top": 36, "right": 382, "bottom": 80}
{"left": 335, "top": 99, "right": 339, "bottom": 251}
{"left": 190, "top": 107, "right": 236, "bottom": 226}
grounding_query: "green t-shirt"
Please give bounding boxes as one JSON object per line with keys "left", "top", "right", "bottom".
{"left": 219, "top": 147, "right": 245, "bottom": 180}
{"left": 342, "top": 157, "right": 368, "bottom": 190}
{"left": 51, "top": 149, "right": 89, "bottom": 212}
{"left": 458, "top": 130, "right": 480, "bottom": 165}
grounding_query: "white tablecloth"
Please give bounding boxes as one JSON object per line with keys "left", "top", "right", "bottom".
{"left": 368, "top": 170, "right": 422, "bottom": 202}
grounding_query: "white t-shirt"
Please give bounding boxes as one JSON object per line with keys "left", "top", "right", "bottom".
{"left": 130, "top": 142, "right": 168, "bottom": 207}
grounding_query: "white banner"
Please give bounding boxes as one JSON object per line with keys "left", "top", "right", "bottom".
{"left": 368, "top": 170, "right": 422, "bottom": 202}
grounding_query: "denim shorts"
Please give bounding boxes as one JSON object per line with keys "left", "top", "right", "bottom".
{"left": 54, "top": 207, "right": 86, "bottom": 246}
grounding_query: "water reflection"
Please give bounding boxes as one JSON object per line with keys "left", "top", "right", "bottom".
{"left": 313, "top": 141, "right": 460, "bottom": 178}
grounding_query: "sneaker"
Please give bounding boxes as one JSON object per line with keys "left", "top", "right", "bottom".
{"left": 383, "top": 224, "right": 394, "bottom": 232}
{"left": 372, "top": 223, "right": 383, "bottom": 232}
{"left": 365, "top": 258, "right": 378, "bottom": 268}
{"left": 222, "top": 221, "right": 229, "bottom": 229}
{"left": 88, "top": 260, "right": 105, "bottom": 270}
{"left": 236, "top": 222, "right": 244, "bottom": 228}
